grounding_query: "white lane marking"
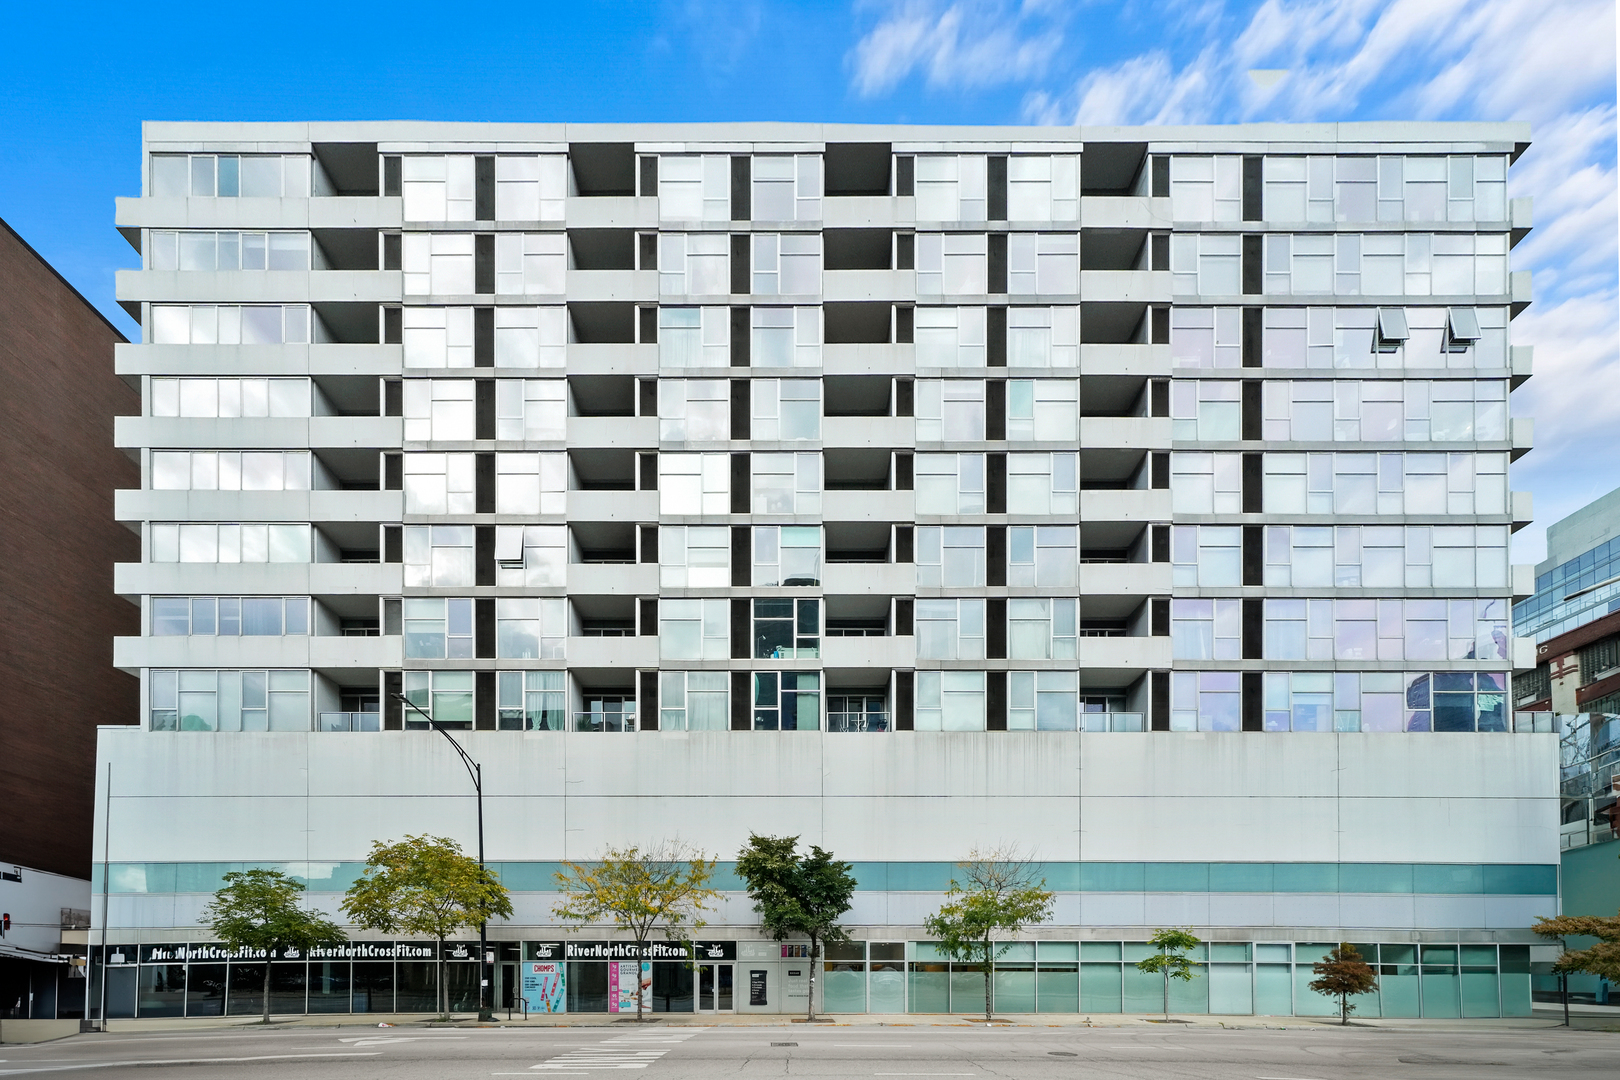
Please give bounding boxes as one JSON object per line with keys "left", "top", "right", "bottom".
{"left": 339, "top": 1035, "right": 472, "bottom": 1047}
{"left": 1255, "top": 1076, "right": 1330, "bottom": 1079}
{"left": 532, "top": 1029, "right": 706, "bottom": 1072}
{"left": 873, "top": 1074, "right": 980, "bottom": 1077}
{"left": 838, "top": 1044, "right": 915, "bottom": 1047}
{"left": 0, "top": 1053, "right": 381, "bottom": 1076}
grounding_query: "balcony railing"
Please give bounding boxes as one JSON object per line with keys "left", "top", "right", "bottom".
{"left": 319, "top": 712, "right": 380, "bottom": 732}
{"left": 575, "top": 711, "right": 636, "bottom": 732}
{"left": 1081, "top": 712, "right": 1145, "bottom": 732}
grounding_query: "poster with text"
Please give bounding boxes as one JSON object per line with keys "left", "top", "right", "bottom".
{"left": 608, "top": 960, "right": 650, "bottom": 1013}
{"left": 522, "top": 962, "right": 565, "bottom": 1013}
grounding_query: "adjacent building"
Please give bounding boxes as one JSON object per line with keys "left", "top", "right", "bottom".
{"left": 97, "top": 120, "right": 1550, "bottom": 1020}
{"left": 0, "top": 217, "right": 141, "bottom": 1023}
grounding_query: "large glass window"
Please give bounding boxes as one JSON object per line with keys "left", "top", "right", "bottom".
{"left": 659, "top": 379, "right": 729, "bottom": 442}
{"left": 660, "top": 671, "right": 730, "bottom": 731}
{"left": 752, "top": 234, "right": 822, "bottom": 295}
{"left": 495, "top": 453, "right": 567, "bottom": 514}
{"left": 1262, "top": 307, "right": 1508, "bottom": 371}
{"left": 754, "top": 526, "right": 821, "bottom": 586}
{"left": 827, "top": 694, "right": 888, "bottom": 732}
{"left": 1264, "top": 155, "right": 1507, "bottom": 224}
{"left": 149, "top": 669, "right": 310, "bottom": 732}
{"left": 1170, "top": 308, "right": 1242, "bottom": 370}
{"left": 495, "top": 234, "right": 566, "bottom": 295}
{"left": 659, "top": 454, "right": 730, "bottom": 515}
{"left": 752, "top": 155, "right": 822, "bottom": 221}
{"left": 1170, "top": 452, "right": 1242, "bottom": 514}
{"left": 404, "top": 525, "right": 475, "bottom": 586}
{"left": 1008, "top": 671, "right": 1079, "bottom": 730}
{"left": 750, "top": 307, "right": 822, "bottom": 367}
{"left": 1171, "top": 598, "right": 1242, "bottom": 660}
{"left": 402, "top": 156, "right": 475, "bottom": 221}
{"left": 659, "top": 525, "right": 729, "bottom": 587}
{"left": 751, "top": 452, "right": 821, "bottom": 514}
{"left": 1262, "top": 598, "right": 1509, "bottom": 662}
{"left": 150, "top": 523, "right": 312, "bottom": 564}
{"left": 402, "top": 233, "right": 475, "bottom": 295}
{"left": 915, "top": 155, "right": 987, "bottom": 221}
{"left": 1263, "top": 524, "right": 1508, "bottom": 589}
{"left": 403, "top": 453, "right": 475, "bottom": 514}
{"left": 1008, "top": 526, "right": 1078, "bottom": 587}
{"left": 403, "top": 380, "right": 476, "bottom": 441}
{"left": 497, "top": 671, "right": 565, "bottom": 730}
{"left": 150, "top": 154, "right": 310, "bottom": 199}
{"left": 151, "top": 597, "right": 309, "bottom": 637}
{"left": 1170, "top": 155, "right": 1242, "bottom": 222}
{"left": 659, "top": 598, "right": 728, "bottom": 660}
{"left": 658, "top": 155, "right": 730, "bottom": 221}
{"left": 915, "top": 671, "right": 986, "bottom": 731}
{"left": 1008, "top": 155, "right": 1079, "bottom": 221}
{"left": 915, "top": 454, "right": 986, "bottom": 515}
{"left": 916, "top": 380, "right": 985, "bottom": 441}
{"left": 152, "top": 378, "right": 310, "bottom": 418}
{"left": 1262, "top": 451, "right": 1508, "bottom": 515}
{"left": 1260, "top": 379, "right": 1508, "bottom": 442}
{"left": 493, "top": 379, "right": 566, "bottom": 441}
{"left": 148, "top": 231, "right": 310, "bottom": 272}
{"left": 494, "top": 307, "right": 567, "bottom": 368}
{"left": 402, "top": 671, "right": 474, "bottom": 729}
{"left": 1171, "top": 525, "right": 1242, "bottom": 587}
{"left": 496, "top": 598, "right": 567, "bottom": 659}
{"left": 660, "top": 233, "right": 729, "bottom": 295}
{"left": 916, "top": 526, "right": 986, "bottom": 588}
{"left": 1006, "top": 307, "right": 1080, "bottom": 368}
{"left": 151, "top": 451, "right": 312, "bottom": 492}
{"left": 1264, "top": 233, "right": 1508, "bottom": 296}
{"left": 660, "top": 308, "right": 730, "bottom": 368}
{"left": 494, "top": 524, "right": 567, "bottom": 586}
{"left": 404, "top": 598, "right": 474, "bottom": 659}
{"left": 1170, "top": 381, "right": 1241, "bottom": 441}
{"left": 916, "top": 599, "right": 986, "bottom": 660}
{"left": 149, "top": 304, "right": 312, "bottom": 345}
{"left": 403, "top": 308, "right": 474, "bottom": 368}
{"left": 1262, "top": 670, "right": 1506, "bottom": 733}
{"left": 915, "top": 308, "right": 986, "bottom": 368}
{"left": 754, "top": 598, "right": 820, "bottom": 659}
{"left": 1007, "top": 234, "right": 1079, "bottom": 295}
{"left": 751, "top": 380, "right": 821, "bottom": 440}
{"left": 494, "top": 156, "right": 568, "bottom": 221}
{"left": 753, "top": 672, "right": 820, "bottom": 730}
{"left": 1007, "top": 452, "right": 1078, "bottom": 515}
{"left": 916, "top": 234, "right": 988, "bottom": 295}
{"left": 1009, "top": 380, "right": 1078, "bottom": 441}
{"left": 1171, "top": 671, "right": 1241, "bottom": 731}
{"left": 1169, "top": 234, "right": 1241, "bottom": 295}
{"left": 1008, "top": 598, "right": 1078, "bottom": 659}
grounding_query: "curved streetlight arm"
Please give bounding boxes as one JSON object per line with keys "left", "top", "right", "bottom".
{"left": 393, "top": 693, "right": 481, "bottom": 795}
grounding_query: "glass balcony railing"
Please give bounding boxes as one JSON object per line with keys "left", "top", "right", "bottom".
{"left": 318, "top": 712, "right": 380, "bottom": 732}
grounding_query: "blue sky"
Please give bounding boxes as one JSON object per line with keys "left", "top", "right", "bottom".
{"left": 1, "top": 0, "right": 1613, "bottom": 562}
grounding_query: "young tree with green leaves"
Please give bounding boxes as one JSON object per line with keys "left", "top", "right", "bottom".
{"left": 1136, "top": 927, "right": 1203, "bottom": 1021}
{"left": 552, "top": 841, "right": 720, "bottom": 1022}
{"left": 1308, "top": 943, "right": 1379, "bottom": 1024}
{"left": 342, "top": 835, "right": 513, "bottom": 1018}
{"left": 1534, "top": 912, "right": 1620, "bottom": 981}
{"left": 734, "top": 834, "right": 858, "bottom": 1022}
{"left": 922, "top": 846, "right": 1054, "bottom": 1021}
{"left": 199, "top": 868, "right": 344, "bottom": 1023}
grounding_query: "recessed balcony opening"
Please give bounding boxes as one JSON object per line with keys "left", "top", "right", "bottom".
{"left": 1080, "top": 521, "right": 1146, "bottom": 562}
{"left": 1081, "top": 375, "right": 1147, "bottom": 418}
{"left": 311, "top": 143, "right": 380, "bottom": 196}
{"left": 824, "top": 143, "right": 891, "bottom": 197}
{"left": 569, "top": 229, "right": 635, "bottom": 271}
{"left": 825, "top": 521, "right": 890, "bottom": 563}
{"left": 825, "top": 594, "right": 891, "bottom": 637}
{"left": 568, "top": 448, "right": 635, "bottom": 491}
{"left": 1080, "top": 142, "right": 1147, "bottom": 196}
{"left": 571, "top": 595, "right": 637, "bottom": 638}
{"left": 824, "top": 302, "right": 893, "bottom": 344}
{"left": 568, "top": 374, "right": 634, "bottom": 417}
{"left": 569, "top": 144, "right": 636, "bottom": 197}
{"left": 569, "top": 302, "right": 634, "bottom": 344}
{"left": 1079, "top": 447, "right": 1146, "bottom": 491}
{"left": 1081, "top": 229, "right": 1147, "bottom": 271}
{"left": 824, "top": 229, "right": 893, "bottom": 271}
{"left": 1080, "top": 301, "right": 1147, "bottom": 345}
{"left": 824, "top": 375, "right": 891, "bottom": 417}
{"left": 571, "top": 521, "right": 636, "bottom": 564}
{"left": 310, "top": 228, "right": 378, "bottom": 271}
{"left": 825, "top": 448, "right": 891, "bottom": 490}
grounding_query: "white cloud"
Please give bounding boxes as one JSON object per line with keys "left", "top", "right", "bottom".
{"left": 848, "top": 0, "right": 1066, "bottom": 97}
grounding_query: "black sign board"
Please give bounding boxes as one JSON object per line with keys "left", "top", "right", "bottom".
{"left": 136, "top": 941, "right": 436, "bottom": 964}
{"left": 749, "top": 968, "right": 768, "bottom": 1006}
{"left": 693, "top": 941, "right": 736, "bottom": 961}
{"left": 564, "top": 940, "right": 711, "bottom": 961}
{"left": 527, "top": 942, "right": 564, "bottom": 961}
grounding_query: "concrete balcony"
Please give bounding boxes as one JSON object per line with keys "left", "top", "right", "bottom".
{"left": 1511, "top": 270, "right": 1532, "bottom": 315}
{"left": 112, "top": 634, "right": 400, "bottom": 676}
{"left": 823, "top": 343, "right": 912, "bottom": 376}
{"left": 822, "top": 635, "right": 915, "bottom": 670}
{"left": 117, "top": 343, "right": 404, "bottom": 379}
{"left": 1510, "top": 196, "right": 1533, "bottom": 246}
{"left": 1510, "top": 417, "right": 1533, "bottom": 460}
{"left": 1079, "top": 561, "right": 1171, "bottom": 596}
{"left": 117, "top": 269, "right": 401, "bottom": 306}
{"left": 823, "top": 416, "right": 912, "bottom": 449}
{"left": 565, "top": 635, "right": 659, "bottom": 669}
{"left": 565, "top": 197, "right": 658, "bottom": 230}
{"left": 565, "top": 269, "right": 655, "bottom": 303}
{"left": 823, "top": 489, "right": 914, "bottom": 522}
{"left": 1512, "top": 563, "right": 1535, "bottom": 599}
{"left": 1080, "top": 195, "right": 1171, "bottom": 230}
{"left": 1513, "top": 637, "right": 1536, "bottom": 671}
{"left": 822, "top": 269, "right": 911, "bottom": 303}
{"left": 1078, "top": 269, "right": 1170, "bottom": 304}
{"left": 1511, "top": 490, "right": 1533, "bottom": 532}
{"left": 114, "top": 489, "right": 400, "bottom": 525}
{"left": 822, "top": 562, "right": 913, "bottom": 597}
{"left": 570, "top": 489, "right": 658, "bottom": 522}
{"left": 1080, "top": 489, "right": 1171, "bottom": 524}
{"left": 116, "top": 561, "right": 402, "bottom": 601}
{"left": 311, "top": 635, "right": 403, "bottom": 670}
{"left": 823, "top": 196, "right": 911, "bottom": 229}
{"left": 567, "top": 563, "right": 658, "bottom": 595}
{"left": 1510, "top": 345, "right": 1533, "bottom": 389}
{"left": 1077, "top": 635, "right": 1171, "bottom": 671}
{"left": 563, "top": 343, "right": 658, "bottom": 377}
{"left": 567, "top": 416, "right": 656, "bottom": 449}
{"left": 115, "top": 195, "right": 403, "bottom": 232}
{"left": 1080, "top": 416, "right": 1170, "bottom": 450}
{"left": 1079, "top": 343, "right": 1170, "bottom": 379}
{"left": 121, "top": 415, "right": 398, "bottom": 452}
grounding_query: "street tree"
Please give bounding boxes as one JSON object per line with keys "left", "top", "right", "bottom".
{"left": 342, "top": 835, "right": 513, "bottom": 1018}
{"left": 1135, "top": 927, "right": 1203, "bottom": 1021}
{"left": 200, "top": 868, "right": 344, "bottom": 1023}
{"left": 922, "top": 846, "right": 1055, "bottom": 1021}
{"left": 552, "top": 841, "right": 720, "bottom": 1022}
{"left": 1308, "top": 943, "right": 1380, "bottom": 1024}
{"left": 1534, "top": 911, "right": 1620, "bottom": 981}
{"left": 735, "top": 834, "right": 858, "bottom": 1022}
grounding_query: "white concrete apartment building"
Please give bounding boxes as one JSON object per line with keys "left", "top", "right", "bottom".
{"left": 97, "top": 120, "right": 1551, "bottom": 1020}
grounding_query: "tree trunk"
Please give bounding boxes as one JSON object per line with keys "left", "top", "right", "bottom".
{"left": 806, "top": 933, "right": 818, "bottom": 1022}
{"left": 438, "top": 938, "right": 447, "bottom": 1018}
{"left": 983, "top": 940, "right": 993, "bottom": 1021}
{"left": 1162, "top": 968, "right": 1169, "bottom": 1021}
{"left": 1341, "top": 993, "right": 1348, "bottom": 1025}
{"left": 636, "top": 940, "right": 646, "bottom": 1022}
{"left": 262, "top": 950, "right": 273, "bottom": 1024}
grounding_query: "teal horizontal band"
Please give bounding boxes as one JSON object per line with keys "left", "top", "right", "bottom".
{"left": 90, "top": 861, "right": 1558, "bottom": 897}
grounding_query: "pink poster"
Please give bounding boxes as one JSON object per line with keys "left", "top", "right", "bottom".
{"left": 608, "top": 960, "right": 649, "bottom": 1013}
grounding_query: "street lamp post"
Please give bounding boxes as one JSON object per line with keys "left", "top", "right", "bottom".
{"left": 393, "top": 693, "right": 492, "bottom": 1021}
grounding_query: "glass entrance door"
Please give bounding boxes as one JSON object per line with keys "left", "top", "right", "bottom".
{"left": 696, "top": 963, "right": 734, "bottom": 1011}
{"left": 495, "top": 962, "right": 518, "bottom": 1010}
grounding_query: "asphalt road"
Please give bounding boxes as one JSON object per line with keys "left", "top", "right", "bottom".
{"left": 0, "top": 1024, "right": 1613, "bottom": 1078}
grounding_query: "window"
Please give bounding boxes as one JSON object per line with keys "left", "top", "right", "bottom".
{"left": 915, "top": 380, "right": 985, "bottom": 441}
{"left": 1170, "top": 381, "right": 1241, "bottom": 441}
{"left": 404, "top": 598, "right": 474, "bottom": 659}
{"left": 659, "top": 525, "right": 730, "bottom": 587}
{"left": 493, "top": 453, "right": 567, "bottom": 514}
{"left": 660, "top": 308, "right": 730, "bottom": 368}
{"left": 404, "top": 380, "right": 476, "bottom": 441}
{"left": 149, "top": 305, "right": 312, "bottom": 345}
{"left": 1264, "top": 233, "right": 1508, "bottom": 297}
{"left": 751, "top": 380, "right": 821, "bottom": 440}
{"left": 751, "top": 307, "right": 822, "bottom": 367}
{"left": 1170, "top": 452, "right": 1242, "bottom": 514}
{"left": 1170, "top": 671, "right": 1241, "bottom": 732}
{"left": 151, "top": 523, "right": 312, "bottom": 564}
{"left": 1009, "top": 598, "right": 1077, "bottom": 659}
{"left": 151, "top": 451, "right": 312, "bottom": 491}
{"left": 402, "top": 233, "right": 475, "bottom": 295}
{"left": 496, "top": 233, "right": 567, "bottom": 295}
{"left": 1171, "top": 598, "right": 1242, "bottom": 660}
{"left": 577, "top": 694, "right": 637, "bottom": 732}
{"left": 755, "top": 525, "right": 821, "bottom": 586}
{"left": 660, "top": 598, "right": 729, "bottom": 659}
{"left": 1171, "top": 525, "right": 1241, "bottom": 587}
{"left": 752, "top": 234, "right": 822, "bottom": 295}
{"left": 1008, "top": 155, "right": 1079, "bottom": 221}
{"left": 1007, "top": 307, "right": 1080, "bottom": 367}
{"left": 494, "top": 524, "right": 566, "bottom": 586}
{"left": 1264, "top": 671, "right": 1506, "bottom": 733}
{"left": 917, "top": 526, "right": 986, "bottom": 588}
{"left": 403, "top": 308, "right": 475, "bottom": 368}
{"left": 1263, "top": 598, "right": 1510, "bottom": 662}
{"left": 658, "top": 155, "right": 730, "bottom": 221}
{"left": 152, "top": 597, "right": 310, "bottom": 637}
{"left": 150, "top": 154, "right": 310, "bottom": 199}
{"left": 659, "top": 233, "right": 730, "bottom": 295}
{"left": 661, "top": 671, "right": 730, "bottom": 731}
{"left": 753, "top": 672, "right": 820, "bottom": 730}
{"left": 497, "top": 670, "right": 565, "bottom": 731}
{"left": 752, "top": 155, "right": 822, "bottom": 221}
{"left": 403, "top": 453, "right": 475, "bottom": 514}
{"left": 916, "top": 598, "right": 986, "bottom": 660}
{"left": 1261, "top": 379, "right": 1507, "bottom": 442}
{"left": 1008, "top": 379, "right": 1078, "bottom": 441}
{"left": 402, "top": 156, "right": 475, "bottom": 221}
{"left": 1170, "top": 308, "right": 1242, "bottom": 369}
{"left": 1170, "top": 156, "right": 1241, "bottom": 222}
{"left": 494, "top": 156, "right": 568, "bottom": 221}
{"left": 148, "top": 231, "right": 311, "bottom": 272}
{"left": 1007, "top": 453, "right": 1078, "bottom": 515}
{"left": 495, "top": 380, "right": 567, "bottom": 441}
{"left": 659, "top": 454, "right": 730, "bottom": 515}
{"left": 827, "top": 693, "right": 887, "bottom": 732}
{"left": 1263, "top": 451, "right": 1507, "bottom": 515}
{"left": 1008, "top": 671, "right": 1076, "bottom": 730}
{"left": 915, "top": 307, "right": 987, "bottom": 368}
{"left": 659, "top": 379, "right": 730, "bottom": 442}
{"left": 915, "top": 671, "right": 986, "bottom": 731}
{"left": 495, "top": 307, "right": 567, "bottom": 368}
{"left": 150, "top": 669, "right": 311, "bottom": 732}
{"left": 151, "top": 378, "right": 310, "bottom": 418}
{"left": 1007, "top": 234, "right": 1079, "bottom": 294}
{"left": 915, "top": 154, "right": 987, "bottom": 221}
{"left": 1366, "top": 155, "right": 1509, "bottom": 224}
{"left": 404, "top": 525, "right": 475, "bottom": 586}
{"left": 1008, "top": 526, "right": 1077, "bottom": 587}
{"left": 496, "top": 597, "right": 567, "bottom": 659}
{"left": 1262, "top": 306, "right": 1510, "bottom": 372}
{"left": 402, "top": 671, "right": 474, "bottom": 729}
{"left": 915, "top": 454, "right": 986, "bottom": 515}
{"left": 1261, "top": 155, "right": 1333, "bottom": 223}
{"left": 916, "top": 233, "right": 988, "bottom": 295}
{"left": 754, "top": 597, "right": 820, "bottom": 658}
{"left": 1169, "top": 233, "right": 1241, "bottom": 295}
{"left": 752, "top": 452, "right": 821, "bottom": 514}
